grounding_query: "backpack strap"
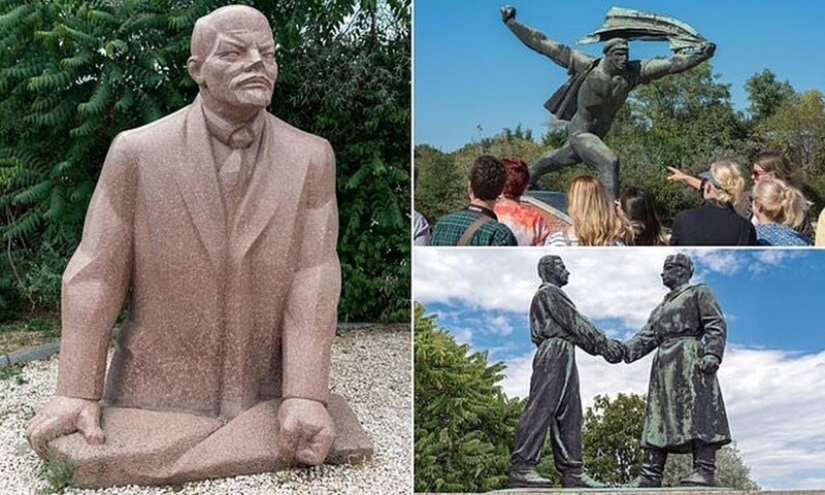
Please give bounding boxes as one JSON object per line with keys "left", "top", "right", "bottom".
{"left": 457, "top": 215, "right": 494, "bottom": 246}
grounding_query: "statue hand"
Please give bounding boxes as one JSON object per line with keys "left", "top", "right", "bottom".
{"left": 25, "top": 396, "right": 104, "bottom": 457}
{"left": 701, "top": 42, "right": 716, "bottom": 58}
{"left": 277, "top": 397, "right": 335, "bottom": 465}
{"left": 501, "top": 5, "right": 516, "bottom": 23}
{"left": 603, "top": 339, "right": 625, "bottom": 364}
{"left": 698, "top": 354, "right": 720, "bottom": 374}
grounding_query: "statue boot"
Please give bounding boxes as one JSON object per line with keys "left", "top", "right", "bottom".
{"left": 680, "top": 443, "right": 716, "bottom": 486}
{"left": 627, "top": 448, "right": 667, "bottom": 488}
{"left": 562, "top": 471, "right": 609, "bottom": 488}
{"left": 509, "top": 467, "right": 554, "bottom": 488}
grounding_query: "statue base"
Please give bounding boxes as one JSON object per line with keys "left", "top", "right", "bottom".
{"left": 45, "top": 394, "right": 372, "bottom": 489}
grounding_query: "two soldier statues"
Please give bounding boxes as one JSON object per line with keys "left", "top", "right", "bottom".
{"left": 511, "top": 254, "right": 731, "bottom": 489}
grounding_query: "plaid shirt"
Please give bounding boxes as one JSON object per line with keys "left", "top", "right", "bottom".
{"left": 430, "top": 206, "right": 518, "bottom": 246}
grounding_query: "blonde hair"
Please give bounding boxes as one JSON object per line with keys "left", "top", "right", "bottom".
{"left": 709, "top": 160, "right": 745, "bottom": 205}
{"left": 752, "top": 178, "right": 810, "bottom": 228}
{"left": 567, "top": 175, "right": 634, "bottom": 246}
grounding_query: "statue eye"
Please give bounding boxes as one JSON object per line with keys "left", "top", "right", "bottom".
{"left": 219, "top": 50, "right": 241, "bottom": 61}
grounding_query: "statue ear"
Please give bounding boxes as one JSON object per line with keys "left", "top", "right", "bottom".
{"left": 188, "top": 56, "right": 205, "bottom": 86}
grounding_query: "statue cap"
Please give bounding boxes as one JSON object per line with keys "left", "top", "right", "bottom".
{"left": 603, "top": 37, "right": 628, "bottom": 54}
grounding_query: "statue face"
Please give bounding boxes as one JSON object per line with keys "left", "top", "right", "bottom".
{"left": 547, "top": 260, "right": 569, "bottom": 287}
{"left": 607, "top": 48, "right": 628, "bottom": 72}
{"left": 660, "top": 261, "right": 688, "bottom": 289}
{"left": 198, "top": 23, "right": 277, "bottom": 114}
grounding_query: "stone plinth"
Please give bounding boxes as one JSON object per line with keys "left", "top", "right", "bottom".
{"left": 49, "top": 394, "right": 372, "bottom": 489}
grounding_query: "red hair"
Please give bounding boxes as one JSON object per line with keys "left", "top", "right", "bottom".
{"left": 500, "top": 157, "right": 530, "bottom": 199}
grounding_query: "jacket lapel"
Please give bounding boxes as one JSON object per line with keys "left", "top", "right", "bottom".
{"left": 231, "top": 115, "right": 308, "bottom": 260}
{"left": 175, "top": 102, "right": 227, "bottom": 267}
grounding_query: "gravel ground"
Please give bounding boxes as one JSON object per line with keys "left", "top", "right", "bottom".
{"left": 0, "top": 328, "right": 412, "bottom": 494}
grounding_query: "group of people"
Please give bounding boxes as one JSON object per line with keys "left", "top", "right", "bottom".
{"left": 414, "top": 151, "right": 824, "bottom": 247}
{"left": 510, "top": 254, "right": 730, "bottom": 489}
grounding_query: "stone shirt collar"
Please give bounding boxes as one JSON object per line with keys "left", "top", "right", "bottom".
{"left": 198, "top": 96, "right": 266, "bottom": 149}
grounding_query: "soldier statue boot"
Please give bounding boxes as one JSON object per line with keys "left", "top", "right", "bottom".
{"left": 509, "top": 467, "right": 554, "bottom": 488}
{"left": 562, "top": 471, "right": 609, "bottom": 488}
{"left": 679, "top": 443, "right": 717, "bottom": 486}
{"left": 627, "top": 448, "right": 667, "bottom": 488}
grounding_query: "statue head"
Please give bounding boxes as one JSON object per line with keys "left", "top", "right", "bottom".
{"left": 188, "top": 5, "right": 277, "bottom": 121}
{"left": 603, "top": 37, "right": 628, "bottom": 73}
{"left": 661, "top": 253, "right": 693, "bottom": 289}
{"left": 537, "top": 255, "right": 569, "bottom": 287}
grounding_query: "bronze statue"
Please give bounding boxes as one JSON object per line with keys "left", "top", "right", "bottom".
{"left": 25, "top": 5, "right": 371, "bottom": 488}
{"left": 501, "top": 5, "right": 715, "bottom": 198}
{"left": 510, "top": 255, "right": 623, "bottom": 488}
{"left": 623, "top": 253, "right": 731, "bottom": 487}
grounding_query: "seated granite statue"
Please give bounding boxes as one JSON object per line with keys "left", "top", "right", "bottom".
{"left": 25, "top": 5, "right": 371, "bottom": 488}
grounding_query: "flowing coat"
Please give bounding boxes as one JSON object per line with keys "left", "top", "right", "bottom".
{"left": 56, "top": 99, "right": 341, "bottom": 420}
{"left": 625, "top": 283, "right": 731, "bottom": 452}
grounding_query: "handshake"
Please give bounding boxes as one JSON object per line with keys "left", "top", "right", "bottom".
{"left": 602, "top": 339, "right": 626, "bottom": 364}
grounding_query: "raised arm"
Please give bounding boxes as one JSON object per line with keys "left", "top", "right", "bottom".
{"left": 539, "top": 287, "right": 610, "bottom": 357}
{"left": 501, "top": 5, "right": 591, "bottom": 70}
{"left": 639, "top": 42, "right": 716, "bottom": 83}
{"left": 624, "top": 314, "right": 661, "bottom": 363}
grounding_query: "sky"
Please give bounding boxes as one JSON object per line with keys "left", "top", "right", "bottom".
{"left": 414, "top": 0, "right": 825, "bottom": 151}
{"left": 413, "top": 247, "right": 825, "bottom": 490}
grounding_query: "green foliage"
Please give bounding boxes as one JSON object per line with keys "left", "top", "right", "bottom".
{"left": 760, "top": 90, "right": 825, "bottom": 171}
{"left": 414, "top": 303, "right": 523, "bottom": 492}
{"left": 414, "top": 145, "right": 466, "bottom": 223}
{"left": 0, "top": 363, "right": 25, "bottom": 383}
{"left": 38, "top": 452, "right": 76, "bottom": 494}
{"left": 581, "top": 392, "right": 759, "bottom": 490}
{"left": 662, "top": 444, "right": 760, "bottom": 490}
{"left": 746, "top": 69, "right": 796, "bottom": 124}
{"left": 582, "top": 393, "right": 646, "bottom": 484}
{"left": 0, "top": 0, "right": 410, "bottom": 322}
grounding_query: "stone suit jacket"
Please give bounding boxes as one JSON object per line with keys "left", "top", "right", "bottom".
{"left": 55, "top": 100, "right": 341, "bottom": 420}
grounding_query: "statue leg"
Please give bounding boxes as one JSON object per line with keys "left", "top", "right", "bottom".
{"left": 46, "top": 395, "right": 372, "bottom": 488}
{"left": 568, "top": 133, "right": 620, "bottom": 199}
{"left": 627, "top": 448, "right": 668, "bottom": 488}
{"left": 528, "top": 142, "right": 579, "bottom": 189}
{"left": 679, "top": 442, "right": 717, "bottom": 486}
{"left": 510, "top": 346, "right": 567, "bottom": 485}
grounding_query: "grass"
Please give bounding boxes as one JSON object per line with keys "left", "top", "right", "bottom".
{"left": 0, "top": 312, "right": 60, "bottom": 356}
{"left": 0, "top": 363, "right": 28, "bottom": 384}
{"left": 37, "top": 450, "right": 76, "bottom": 494}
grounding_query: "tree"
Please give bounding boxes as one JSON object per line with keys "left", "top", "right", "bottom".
{"left": 581, "top": 392, "right": 760, "bottom": 490}
{"left": 414, "top": 303, "right": 523, "bottom": 493}
{"left": 0, "top": 0, "right": 410, "bottom": 322}
{"left": 582, "top": 393, "right": 646, "bottom": 485}
{"left": 745, "top": 68, "right": 796, "bottom": 124}
{"left": 663, "top": 445, "right": 759, "bottom": 490}
{"left": 414, "top": 145, "right": 466, "bottom": 223}
{"left": 761, "top": 89, "right": 825, "bottom": 172}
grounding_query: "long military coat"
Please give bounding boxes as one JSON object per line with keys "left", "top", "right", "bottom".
{"left": 625, "top": 283, "right": 731, "bottom": 452}
{"left": 56, "top": 99, "right": 341, "bottom": 420}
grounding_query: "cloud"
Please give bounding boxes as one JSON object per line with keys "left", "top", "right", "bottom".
{"left": 692, "top": 250, "right": 747, "bottom": 276}
{"left": 489, "top": 313, "right": 515, "bottom": 336}
{"left": 415, "top": 248, "right": 750, "bottom": 329}
{"left": 500, "top": 345, "right": 825, "bottom": 491}
{"left": 750, "top": 249, "right": 807, "bottom": 274}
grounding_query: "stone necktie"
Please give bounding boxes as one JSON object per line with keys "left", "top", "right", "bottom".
{"left": 220, "top": 127, "right": 254, "bottom": 213}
